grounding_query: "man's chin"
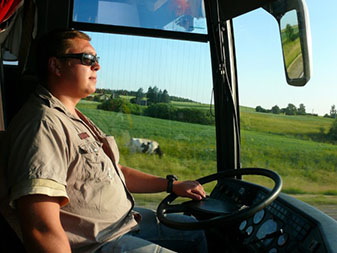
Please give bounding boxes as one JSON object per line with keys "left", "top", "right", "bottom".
{"left": 82, "top": 87, "right": 96, "bottom": 99}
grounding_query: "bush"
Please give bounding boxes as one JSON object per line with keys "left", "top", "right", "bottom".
{"left": 256, "top": 106, "right": 266, "bottom": 113}
{"left": 255, "top": 106, "right": 270, "bottom": 113}
{"left": 144, "top": 103, "right": 214, "bottom": 125}
{"left": 98, "top": 98, "right": 144, "bottom": 115}
{"left": 144, "top": 103, "right": 176, "bottom": 120}
{"left": 175, "top": 108, "right": 214, "bottom": 125}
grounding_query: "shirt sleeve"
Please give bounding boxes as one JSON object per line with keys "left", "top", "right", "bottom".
{"left": 9, "top": 178, "right": 69, "bottom": 209}
{"left": 7, "top": 116, "right": 70, "bottom": 207}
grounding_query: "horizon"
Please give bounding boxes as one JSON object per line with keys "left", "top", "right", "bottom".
{"left": 92, "top": 86, "right": 332, "bottom": 117}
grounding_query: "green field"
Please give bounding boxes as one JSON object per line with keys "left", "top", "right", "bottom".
{"left": 77, "top": 100, "right": 337, "bottom": 207}
{"left": 170, "top": 101, "right": 212, "bottom": 111}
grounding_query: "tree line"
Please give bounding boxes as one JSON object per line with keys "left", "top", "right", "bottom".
{"left": 96, "top": 87, "right": 214, "bottom": 126}
{"left": 255, "top": 103, "right": 314, "bottom": 116}
{"left": 255, "top": 103, "right": 337, "bottom": 143}
{"left": 94, "top": 87, "right": 195, "bottom": 104}
{"left": 256, "top": 103, "right": 337, "bottom": 119}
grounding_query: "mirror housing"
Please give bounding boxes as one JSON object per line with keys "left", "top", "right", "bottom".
{"left": 264, "top": 0, "right": 312, "bottom": 86}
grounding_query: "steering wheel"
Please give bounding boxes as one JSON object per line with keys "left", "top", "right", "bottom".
{"left": 157, "top": 168, "right": 282, "bottom": 230}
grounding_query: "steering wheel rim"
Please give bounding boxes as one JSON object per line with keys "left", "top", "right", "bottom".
{"left": 156, "top": 168, "right": 282, "bottom": 230}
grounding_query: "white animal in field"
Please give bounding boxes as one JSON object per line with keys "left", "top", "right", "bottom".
{"left": 129, "top": 138, "right": 163, "bottom": 158}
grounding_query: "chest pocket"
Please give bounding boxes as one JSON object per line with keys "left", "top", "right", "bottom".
{"left": 78, "top": 141, "right": 113, "bottom": 182}
{"left": 79, "top": 141, "right": 102, "bottom": 163}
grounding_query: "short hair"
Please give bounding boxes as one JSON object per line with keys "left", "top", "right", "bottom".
{"left": 36, "top": 29, "right": 91, "bottom": 81}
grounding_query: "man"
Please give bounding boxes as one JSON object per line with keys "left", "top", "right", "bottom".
{"left": 5, "top": 29, "right": 207, "bottom": 252}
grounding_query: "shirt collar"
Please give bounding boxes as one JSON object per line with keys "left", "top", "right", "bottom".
{"left": 35, "top": 85, "right": 79, "bottom": 120}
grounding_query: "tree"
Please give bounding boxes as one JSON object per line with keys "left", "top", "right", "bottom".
{"left": 146, "top": 86, "right": 170, "bottom": 104}
{"left": 285, "top": 103, "right": 297, "bottom": 115}
{"left": 297, "top": 103, "right": 306, "bottom": 115}
{"left": 161, "top": 89, "right": 170, "bottom": 103}
{"left": 146, "top": 86, "right": 155, "bottom": 104}
{"left": 256, "top": 106, "right": 267, "bottom": 113}
{"left": 271, "top": 105, "right": 281, "bottom": 114}
{"left": 134, "top": 88, "right": 145, "bottom": 104}
{"left": 158, "top": 89, "right": 163, "bottom": 103}
{"left": 136, "top": 88, "right": 144, "bottom": 99}
{"left": 285, "top": 24, "right": 296, "bottom": 41}
{"left": 328, "top": 118, "right": 337, "bottom": 141}
{"left": 330, "top": 105, "right": 337, "bottom": 119}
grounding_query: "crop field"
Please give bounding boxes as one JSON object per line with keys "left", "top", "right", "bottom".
{"left": 170, "top": 101, "right": 212, "bottom": 111}
{"left": 77, "top": 100, "right": 337, "bottom": 208}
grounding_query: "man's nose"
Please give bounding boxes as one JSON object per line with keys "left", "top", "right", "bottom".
{"left": 92, "top": 61, "right": 100, "bottom": 71}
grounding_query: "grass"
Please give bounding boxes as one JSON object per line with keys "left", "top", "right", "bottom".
{"left": 77, "top": 101, "right": 337, "bottom": 207}
{"left": 291, "top": 195, "right": 337, "bottom": 206}
{"left": 240, "top": 109, "right": 333, "bottom": 136}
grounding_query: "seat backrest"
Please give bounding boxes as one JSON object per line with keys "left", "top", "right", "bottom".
{"left": 0, "top": 131, "right": 8, "bottom": 200}
{"left": 0, "top": 131, "right": 26, "bottom": 252}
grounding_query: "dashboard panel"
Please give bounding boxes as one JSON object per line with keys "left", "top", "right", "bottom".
{"left": 208, "top": 179, "right": 337, "bottom": 252}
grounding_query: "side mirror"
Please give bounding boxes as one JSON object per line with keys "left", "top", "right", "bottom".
{"left": 264, "top": 0, "right": 312, "bottom": 86}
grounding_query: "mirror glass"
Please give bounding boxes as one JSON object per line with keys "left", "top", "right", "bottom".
{"left": 280, "top": 10, "right": 304, "bottom": 79}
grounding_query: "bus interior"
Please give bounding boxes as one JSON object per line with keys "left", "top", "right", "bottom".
{"left": 1, "top": 0, "right": 337, "bottom": 252}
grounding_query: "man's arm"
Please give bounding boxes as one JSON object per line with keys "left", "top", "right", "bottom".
{"left": 119, "top": 165, "right": 206, "bottom": 200}
{"left": 17, "top": 195, "right": 71, "bottom": 253}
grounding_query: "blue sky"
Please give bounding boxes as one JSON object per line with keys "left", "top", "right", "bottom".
{"left": 89, "top": 0, "right": 336, "bottom": 116}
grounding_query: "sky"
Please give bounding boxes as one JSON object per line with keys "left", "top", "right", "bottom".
{"left": 87, "top": 0, "right": 337, "bottom": 116}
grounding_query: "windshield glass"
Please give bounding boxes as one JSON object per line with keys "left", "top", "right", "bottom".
{"left": 73, "top": 0, "right": 207, "bottom": 34}
{"left": 234, "top": 6, "right": 337, "bottom": 215}
{"left": 77, "top": 32, "right": 215, "bottom": 207}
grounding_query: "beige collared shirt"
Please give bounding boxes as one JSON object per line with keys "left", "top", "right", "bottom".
{"left": 6, "top": 85, "right": 137, "bottom": 252}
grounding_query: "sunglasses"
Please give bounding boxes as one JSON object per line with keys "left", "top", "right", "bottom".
{"left": 57, "top": 53, "right": 100, "bottom": 66}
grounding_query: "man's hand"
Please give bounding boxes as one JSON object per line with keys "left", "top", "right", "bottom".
{"left": 172, "top": 180, "right": 206, "bottom": 200}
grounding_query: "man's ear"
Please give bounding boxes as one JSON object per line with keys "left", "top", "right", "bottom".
{"left": 48, "top": 57, "right": 62, "bottom": 76}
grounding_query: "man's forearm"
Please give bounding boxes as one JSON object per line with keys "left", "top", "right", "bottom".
{"left": 119, "top": 165, "right": 167, "bottom": 193}
{"left": 120, "top": 165, "right": 206, "bottom": 200}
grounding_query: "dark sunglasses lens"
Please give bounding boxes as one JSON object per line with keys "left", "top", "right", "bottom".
{"left": 82, "top": 54, "right": 98, "bottom": 66}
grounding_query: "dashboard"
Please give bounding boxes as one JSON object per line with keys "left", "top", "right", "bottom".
{"left": 208, "top": 178, "right": 337, "bottom": 252}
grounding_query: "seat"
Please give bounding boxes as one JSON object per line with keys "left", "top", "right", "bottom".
{"left": 0, "top": 131, "right": 26, "bottom": 252}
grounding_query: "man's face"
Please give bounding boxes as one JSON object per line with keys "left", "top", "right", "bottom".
{"left": 57, "top": 38, "right": 100, "bottom": 99}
